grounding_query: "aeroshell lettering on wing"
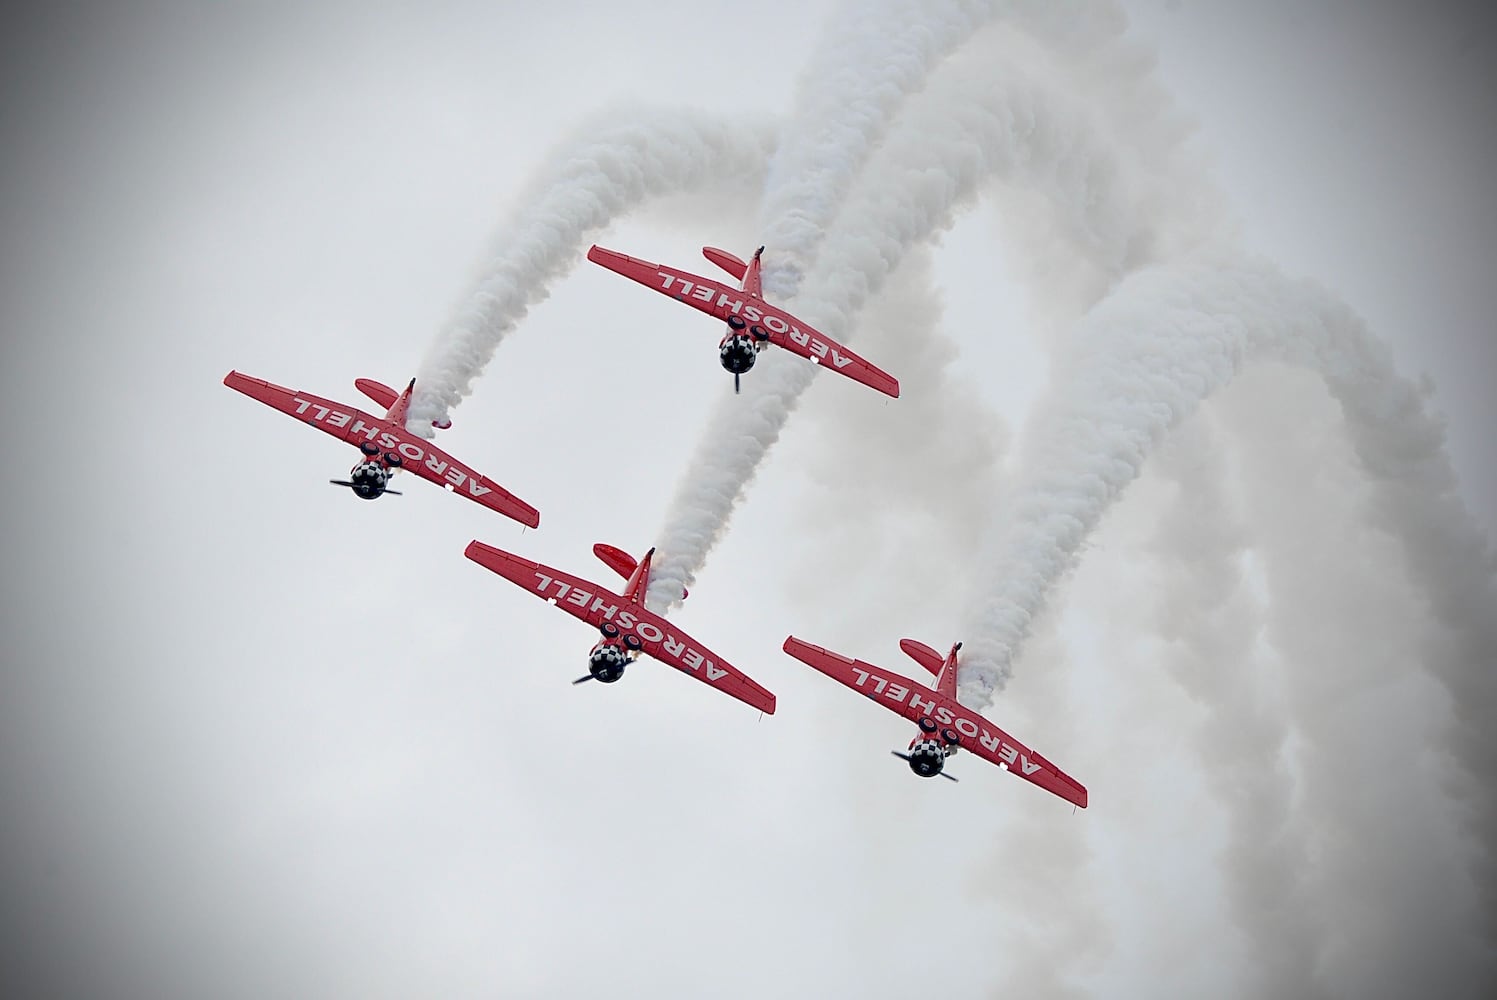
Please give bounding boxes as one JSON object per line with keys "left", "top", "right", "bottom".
{"left": 291, "top": 396, "right": 492, "bottom": 498}
{"left": 654, "top": 271, "right": 853, "bottom": 369}
{"left": 532, "top": 572, "right": 729, "bottom": 682}
{"left": 848, "top": 666, "right": 1043, "bottom": 776}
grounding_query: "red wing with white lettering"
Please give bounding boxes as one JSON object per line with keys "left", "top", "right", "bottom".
{"left": 226, "top": 372, "right": 388, "bottom": 447}
{"left": 397, "top": 433, "right": 539, "bottom": 528}
{"left": 782, "top": 636, "right": 1087, "bottom": 808}
{"left": 747, "top": 298, "right": 900, "bottom": 398}
{"left": 224, "top": 371, "right": 539, "bottom": 528}
{"left": 465, "top": 542, "right": 776, "bottom": 715}
{"left": 587, "top": 246, "right": 742, "bottom": 325}
{"left": 465, "top": 541, "right": 630, "bottom": 628}
{"left": 628, "top": 602, "right": 776, "bottom": 715}
{"left": 782, "top": 637, "right": 932, "bottom": 726}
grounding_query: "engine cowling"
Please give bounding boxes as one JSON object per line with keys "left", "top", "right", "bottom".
{"left": 348, "top": 461, "right": 390, "bottom": 500}
{"left": 718, "top": 333, "right": 757, "bottom": 374}
{"left": 905, "top": 738, "right": 948, "bottom": 778}
{"left": 587, "top": 640, "right": 629, "bottom": 683}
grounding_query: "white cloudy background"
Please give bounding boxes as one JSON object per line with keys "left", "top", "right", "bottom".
{"left": 2, "top": 2, "right": 1493, "bottom": 998}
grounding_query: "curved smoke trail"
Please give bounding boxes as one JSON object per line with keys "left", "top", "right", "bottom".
{"left": 647, "top": 34, "right": 1160, "bottom": 609}
{"left": 756, "top": 0, "right": 1000, "bottom": 300}
{"left": 959, "top": 253, "right": 1497, "bottom": 968}
{"left": 410, "top": 111, "right": 777, "bottom": 431}
{"left": 962, "top": 255, "right": 1495, "bottom": 702}
{"left": 1148, "top": 413, "right": 1326, "bottom": 999}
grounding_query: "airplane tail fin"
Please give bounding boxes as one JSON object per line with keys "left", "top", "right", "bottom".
{"left": 593, "top": 543, "right": 688, "bottom": 601}
{"left": 357, "top": 377, "right": 452, "bottom": 429}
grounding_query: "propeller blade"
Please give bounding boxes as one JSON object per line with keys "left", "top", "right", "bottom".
{"left": 734, "top": 372, "right": 741, "bottom": 394}
{"left": 330, "top": 480, "right": 356, "bottom": 488}
{"left": 571, "top": 674, "right": 595, "bottom": 685}
{"left": 384, "top": 489, "right": 401, "bottom": 495}
{"left": 940, "top": 772, "right": 959, "bottom": 783}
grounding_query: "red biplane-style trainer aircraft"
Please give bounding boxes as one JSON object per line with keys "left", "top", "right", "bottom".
{"left": 782, "top": 636, "right": 1087, "bottom": 807}
{"left": 224, "top": 371, "right": 540, "bottom": 528}
{"left": 586, "top": 243, "right": 900, "bottom": 398}
{"left": 466, "top": 540, "right": 776, "bottom": 715}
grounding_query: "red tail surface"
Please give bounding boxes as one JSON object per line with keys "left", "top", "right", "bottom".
{"left": 593, "top": 544, "right": 687, "bottom": 604}
{"left": 356, "top": 377, "right": 451, "bottom": 430}
{"left": 702, "top": 245, "right": 763, "bottom": 299}
{"left": 355, "top": 378, "right": 400, "bottom": 412}
{"left": 593, "top": 543, "right": 639, "bottom": 581}
{"left": 900, "top": 638, "right": 961, "bottom": 700}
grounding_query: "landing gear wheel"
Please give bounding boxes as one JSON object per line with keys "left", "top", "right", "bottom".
{"left": 941, "top": 728, "right": 961, "bottom": 746}
{"left": 385, "top": 453, "right": 403, "bottom": 467}
{"left": 918, "top": 717, "right": 937, "bottom": 733}
{"left": 600, "top": 622, "right": 620, "bottom": 638}
{"left": 750, "top": 325, "right": 768, "bottom": 342}
{"left": 360, "top": 441, "right": 379, "bottom": 456}
{"left": 623, "top": 634, "right": 642, "bottom": 651}
{"left": 727, "top": 315, "right": 746, "bottom": 330}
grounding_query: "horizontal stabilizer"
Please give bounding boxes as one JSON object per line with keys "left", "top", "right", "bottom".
{"left": 355, "top": 378, "right": 400, "bottom": 411}
{"left": 593, "top": 543, "right": 638, "bottom": 581}
{"left": 702, "top": 246, "right": 747, "bottom": 281}
{"left": 900, "top": 638, "right": 945, "bottom": 676}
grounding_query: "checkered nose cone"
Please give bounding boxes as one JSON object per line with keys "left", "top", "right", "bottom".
{"left": 907, "top": 739, "right": 945, "bottom": 775}
{"left": 719, "top": 335, "right": 757, "bottom": 373}
{"left": 591, "top": 644, "right": 625, "bottom": 667}
{"left": 353, "top": 462, "right": 386, "bottom": 485}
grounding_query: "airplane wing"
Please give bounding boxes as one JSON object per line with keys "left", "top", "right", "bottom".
{"left": 587, "top": 246, "right": 900, "bottom": 398}
{"left": 466, "top": 542, "right": 776, "bottom": 715}
{"left": 224, "top": 371, "right": 539, "bottom": 527}
{"left": 747, "top": 297, "right": 900, "bottom": 398}
{"left": 782, "top": 637, "right": 1086, "bottom": 808}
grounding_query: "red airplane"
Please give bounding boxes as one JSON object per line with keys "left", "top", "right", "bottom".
{"left": 465, "top": 540, "right": 776, "bottom": 715}
{"left": 782, "top": 636, "right": 1087, "bottom": 807}
{"left": 224, "top": 371, "right": 540, "bottom": 528}
{"left": 586, "top": 243, "right": 900, "bottom": 398}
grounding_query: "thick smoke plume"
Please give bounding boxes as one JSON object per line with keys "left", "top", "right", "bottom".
{"left": 646, "top": 24, "right": 1172, "bottom": 609}
{"left": 411, "top": 112, "right": 776, "bottom": 431}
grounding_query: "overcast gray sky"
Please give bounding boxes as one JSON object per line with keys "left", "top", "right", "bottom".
{"left": 2, "top": 2, "right": 1493, "bottom": 998}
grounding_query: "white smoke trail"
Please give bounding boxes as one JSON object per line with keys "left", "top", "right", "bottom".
{"left": 756, "top": 0, "right": 998, "bottom": 300}
{"left": 1148, "top": 411, "right": 1327, "bottom": 999}
{"left": 959, "top": 253, "right": 1497, "bottom": 962}
{"left": 962, "top": 254, "right": 1495, "bottom": 702}
{"left": 409, "top": 111, "right": 777, "bottom": 431}
{"left": 1208, "top": 367, "right": 1495, "bottom": 998}
{"left": 646, "top": 36, "right": 1162, "bottom": 609}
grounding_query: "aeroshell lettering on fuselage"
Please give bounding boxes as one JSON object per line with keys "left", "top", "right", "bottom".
{"left": 654, "top": 271, "right": 856, "bottom": 370}
{"left": 530, "top": 571, "right": 730, "bottom": 683}
{"left": 290, "top": 396, "right": 493, "bottom": 498}
{"left": 847, "top": 666, "right": 1044, "bottom": 776}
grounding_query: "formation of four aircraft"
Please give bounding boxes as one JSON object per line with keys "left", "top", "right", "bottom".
{"left": 226, "top": 243, "right": 1088, "bottom": 810}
